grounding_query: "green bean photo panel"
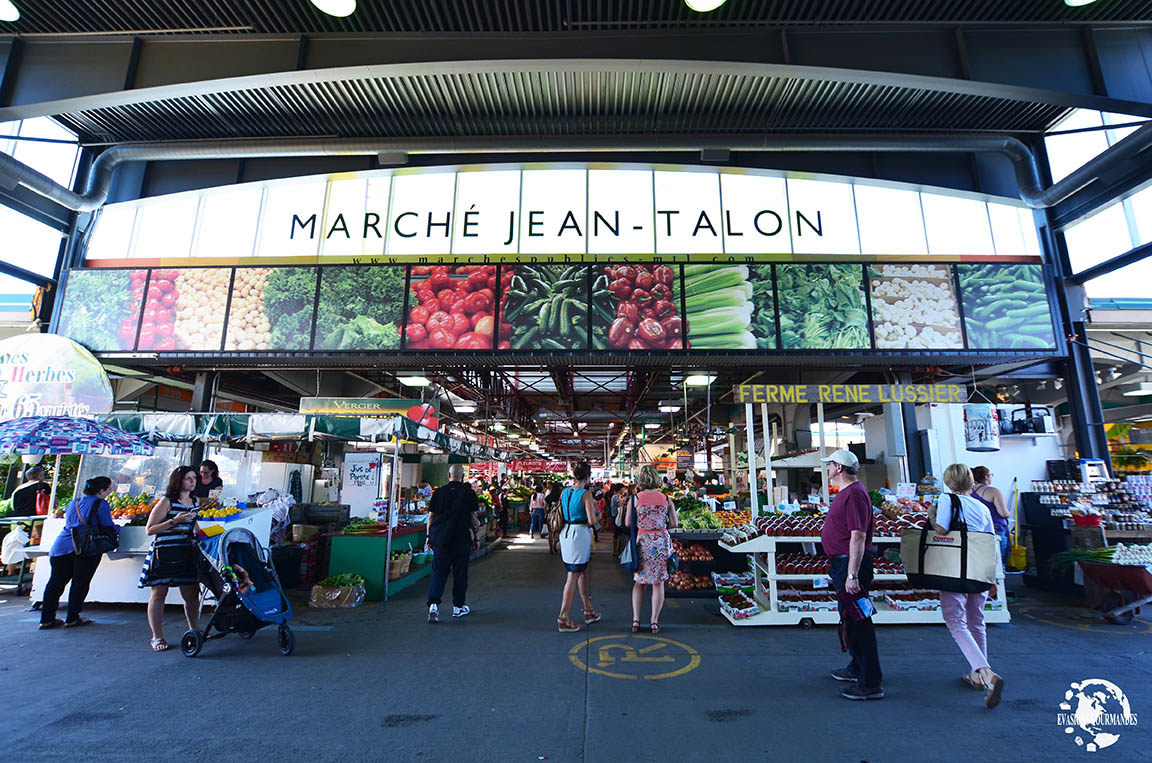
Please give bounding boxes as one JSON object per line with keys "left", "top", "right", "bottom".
{"left": 957, "top": 264, "right": 1056, "bottom": 350}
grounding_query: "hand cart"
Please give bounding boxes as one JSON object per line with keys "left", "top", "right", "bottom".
{"left": 1077, "top": 560, "right": 1152, "bottom": 625}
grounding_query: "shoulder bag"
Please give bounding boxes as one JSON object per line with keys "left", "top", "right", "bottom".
{"left": 618, "top": 496, "right": 639, "bottom": 572}
{"left": 665, "top": 494, "right": 680, "bottom": 574}
{"left": 72, "top": 497, "right": 119, "bottom": 557}
{"left": 900, "top": 494, "right": 997, "bottom": 593}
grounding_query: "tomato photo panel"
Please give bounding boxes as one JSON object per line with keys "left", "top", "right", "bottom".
{"left": 139, "top": 268, "right": 231, "bottom": 352}
{"left": 404, "top": 264, "right": 497, "bottom": 351}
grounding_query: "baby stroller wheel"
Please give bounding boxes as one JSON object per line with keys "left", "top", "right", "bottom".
{"left": 180, "top": 629, "right": 204, "bottom": 657}
{"left": 238, "top": 630, "right": 256, "bottom": 639}
{"left": 277, "top": 625, "right": 295, "bottom": 656}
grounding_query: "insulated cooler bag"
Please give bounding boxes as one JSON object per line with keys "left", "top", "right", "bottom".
{"left": 900, "top": 494, "right": 999, "bottom": 594}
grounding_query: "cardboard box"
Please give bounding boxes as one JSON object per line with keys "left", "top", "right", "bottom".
{"left": 292, "top": 524, "right": 320, "bottom": 542}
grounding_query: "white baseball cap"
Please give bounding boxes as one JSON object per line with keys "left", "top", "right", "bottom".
{"left": 820, "top": 449, "right": 859, "bottom": 469}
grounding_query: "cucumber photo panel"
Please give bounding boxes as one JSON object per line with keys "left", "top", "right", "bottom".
{"left": 957, "top": 263, "right": 1056, "bottom": 350}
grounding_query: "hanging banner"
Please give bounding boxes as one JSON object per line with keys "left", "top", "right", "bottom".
{"left": 734, "top": 383, "right": 966, "bottom": 405}
{"left": 511, "top": 460, "right": 568, "bottom": 473}
{"left": 299, "top": 398, "right": 439, "bottom": 428}
{"left": 963, "top": 403, "right": 1001, "bottom": 453}
{"left": 0, "top": 334, "right": 113, "bottom": 421}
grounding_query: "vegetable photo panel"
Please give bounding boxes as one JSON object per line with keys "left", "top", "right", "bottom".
{"left": 403, "top": 264, "right": 497, "bottom": 351}
{"left": 682, "top": 264, "right": 775, "bottom": 350}
{"left": 225, "top": 267, "right": 317, "bottom": 351}
{"left": 776, "top": 264, "right": 870, "bottom": 350}
{"left": 499, "top": 264, "right": 590, "bottom": 351}
{"left": 315, "top": 266, "right": 406, "bottom": 351}
{"left": 867, "top": 264, "right": 963, "bottom": 350}
{"left": 592, "top": 263, "right": 683, "bottom": 350}
{"left": 57, "top": 268, "right": 148, "bottom": 352}
{"left": 958, "top": 263, "right": 1056, "bottom": 350}
{"left": 139, "top": 267, "right": 231, "bottom": 352}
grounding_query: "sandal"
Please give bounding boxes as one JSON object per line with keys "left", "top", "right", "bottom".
{"left": 64, "top": 618, "right": 93, "bottom": 629}
{"left": 39, "top": 619, "right": 63, "bottom": 630}
{"left": 150, "top": 638, "right": 170, "bottom": 652}
{"left": 961, "top": 673, "right": 985, "bottom": 691}
{"left": 631, "top": 620, "right": 640, "bottom": 633}
{"left": 985, "top": 674, "right": 1005, "bottom": 709}
{"left": 556, "top": 617, "right": 582, "bottom": 633}
{"left": 583, "top": 608, "right": 602, "bottom": 625}
{"left": 650, "top": 622, "right": 660, "bottom": 634}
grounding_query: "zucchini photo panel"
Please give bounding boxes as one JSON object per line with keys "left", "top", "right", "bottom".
{"left": 957, "top": 264, "right": 1056, "bottom": 350}
{"left": 591, "top": 263, "right": 683, "bottom": 350}
{"left": 500, "top": 264, "right": 590, "bottom": 351}
{"left": 867, "top": 264, "right": 963, "bottom": 350}
{"left": 776, "top": 264, "right": 870, "bottom": 350}
{"left": 682, "top": 264, "right": 775, "bottom": 350}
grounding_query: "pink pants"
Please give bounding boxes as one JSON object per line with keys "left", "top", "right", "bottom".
{"left": 939, "top": 591, "right": 989, "bottom": 672}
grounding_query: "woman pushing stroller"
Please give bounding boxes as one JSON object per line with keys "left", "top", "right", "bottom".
{"left": 139, "top": 466, "right": 202, "bottom": 652}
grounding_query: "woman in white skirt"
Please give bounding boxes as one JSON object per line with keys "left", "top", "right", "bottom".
{"left": 556, "top": 462, "right": 602, "bottom": 632}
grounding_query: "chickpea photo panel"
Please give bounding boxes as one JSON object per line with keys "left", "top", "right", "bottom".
{"left": 225, "top": 267, "right": 318, "bottom": 351}
{"left": 138, "top": 267, "right": 231, "bottom": 352}
{"left": 682, "top": 264, "right": 774, "bottom": 351}
{"left": 957, "top": 264, "right": 1056, "bottom": 350}
{"left": 592, "top": 263, "right": 683, "bottom": 351}
{"left": 776, "top": 264, "right": 870, "bottom": 350}
{"left": 57, "top": 268, "right": 148, "bottom": 352}
{"left": 500, "top": 264, "right": 591, "bottom": 351}
{"left": 867, "top": 264, "right": 963, "bottom": 350}
{"left": 314, "top": 266, "right": 407, "bottom": 351}
{"left": 403, "top": 265, "right": 497, "bottom": 351}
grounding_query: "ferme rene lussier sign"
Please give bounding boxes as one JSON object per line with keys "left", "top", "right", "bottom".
{"left": 734, "top": 384, "right": 966, "bottom": 405}
{"left": 86, "top": 164, "right": 1038, "bottom": 261}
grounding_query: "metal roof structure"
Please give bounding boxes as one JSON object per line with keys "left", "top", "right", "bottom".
{"left": 4, "top": 0, "right": 1152, "bottom": 35}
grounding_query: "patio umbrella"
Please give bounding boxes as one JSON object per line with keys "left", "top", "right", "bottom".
{"left": 0, "top": 416, "right": 155, "bottom": 456}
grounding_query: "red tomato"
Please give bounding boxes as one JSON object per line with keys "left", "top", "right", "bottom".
{"left": 154, "top": 279, "right": 173, "bottom": 293}
{"left": 137, "top": 324, "right": 156, "bottom": 349}
{"left": 119, "top": 323, "right": 137, "bottom": 341}
{"left": 438, "top": 289, "right": 463, "bottom": 310}
{"left": 157, "top": 309, "right": 175, "bottom": 324}
{"left": 407, "top": 339, "right": 430, "bottom": 350}
{"left": 449, "top": 313, "right": 471, "bottom": 335}
{"left": 497, "top": 340, "right": 512, "bottom": 350}
{"left": 420, "top": 298, "right": 441, "bottom": 314}
{"left": 406, "top": 323, "right": 427, "bottom": 344}
{"left": 409, "top": 305, "right": 430, "bottom": 325}
{"left": 428, "top": 329, "right": 457, "bottom": 350}
{"left": 455, "top": 332, "right": 491, "bottom": 350}
{"left": 165, "top": 269, "right": 180, "bottom": 281}
{"left": 473, "top": 316, "right": 495, "bottom": 336}
{"left": 154, "top": 337, "right": 176, "bottom": 351}
{"left": 156, "top": 323, "right": 175, "bottom": 338}
{"left": 427, "top": 272, "right": 452, "bottom": 292}
{"left": 425, "top": 311, "right": 453, "bottom": 333}
{"left": 161, "top": 292, "right": 178, "bottom": 306}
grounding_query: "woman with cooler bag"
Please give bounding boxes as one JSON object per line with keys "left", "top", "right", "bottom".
{"left": 906, "top": 463, "right": 1005, "bottom": 708}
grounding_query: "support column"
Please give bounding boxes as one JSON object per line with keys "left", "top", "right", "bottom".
{"left": 898, "top": 372, "right": 926, "bottom": 483}
{"left": 190, "top": 371, "right": 218, "bottom": 468}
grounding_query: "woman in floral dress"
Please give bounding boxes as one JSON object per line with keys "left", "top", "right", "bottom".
{"left": 624, "top": 465, "right": 678, "bottom": 633}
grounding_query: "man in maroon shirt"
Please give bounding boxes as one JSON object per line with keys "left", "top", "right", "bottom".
{"left": 819, "top": 449, "right": 884, "bottom": 700}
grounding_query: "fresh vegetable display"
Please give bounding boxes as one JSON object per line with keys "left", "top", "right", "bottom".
{"left": 868, "top": 264, "right": 963, "bottom": 349}
{"left": 957, "top": 264, "right": 1055, "bottom": 349}
{"left": 776, "top": 264, "right": 869, "bottom": 349}
{"left": 682, "top": 265, "right": 756, "bottom": 349}
{"left": 225, "top": 267, "right": 317, "bottom": 351}
{"left": 404, "top": 265, "right": 502, "bottom": 351}
{"left": 314, "top": 266, "right": 405, "bottom": 350}
{"left": 140, "top": 268, "right": 230, "bottom": 351}
{"left": 500, "top": 265, "right": 589, "bottom": 350}
{"left": 57, "top": 269, "right": 147, "bottom": 351}
{"left": 317, "top": 573, "right": 366, "bottom": 588}
{"left": 667, "top": 571, "right": 713, "bottom": 591}
{"left": 592, "top": 263, "right": 683, "bottom": 350}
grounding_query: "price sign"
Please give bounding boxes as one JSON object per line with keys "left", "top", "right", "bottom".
{"left": 895, "top": 483, "right": 917, "bottom": 499}
{"left": 142, "top": 485, "right": 155, "bottom": 496}
{"left": 116, "top": 483, "right": 130, "bottom": 495}
{"left": 780, "top": 502, "right": 801, "bottom": 515}
{"left": 723, "top": 501, "right": 736, "bottom": 511}
{"left": 813, "top": 576, "right": 830, "bottom": 589}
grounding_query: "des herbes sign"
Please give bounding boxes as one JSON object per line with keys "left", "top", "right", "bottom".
{"left": 0, "top": 335, "right": 114, "bottom": 422}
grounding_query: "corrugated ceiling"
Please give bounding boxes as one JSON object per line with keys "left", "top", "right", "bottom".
{"left": 3, "top": 0, "right": 1152, "bottom": 35}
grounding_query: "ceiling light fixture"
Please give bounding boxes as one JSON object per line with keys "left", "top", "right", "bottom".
{"left": 1121, "top": 382, "right": 1152, "bottom": 397}
{"left": 490, "top": 423, "right": 506, "bottom": 432}
{"left": 644, "top": 423, "right": 662, "bottom": 429}
{"left": 454, "top": 401, "right": 477, "bottom": 414}
{"left": 684, "top": 0, "right": 728, "bottom": 12}
{"left": 1064, "top": 0, "right": 1100, "bottom": 6}
{"left": 310, "top": 0, "right": 357, "bottom": 18}
{"left": 396, "top": 375, "right": 431, "bottom": 387}
{"left": 507, "top": 433, "right": 521, "bottom": 439}
{"left": 683, "top": 374, "right": 716, "bottom": 387}
{"left": 658, "top": 401, "right": 682, "bottom": 413}
{"left": 0, "top": 0, "right": 18, "bottom": 22}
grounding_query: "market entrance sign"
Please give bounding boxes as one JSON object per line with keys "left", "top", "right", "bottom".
{"left": 734, "top": 383, "right": 966, "bottom": 405}
{"left": 0, "top": 334, "right": 113, "bottom": 421}
{"left": 568, "top": 635, "right": 701, "bottom": 680}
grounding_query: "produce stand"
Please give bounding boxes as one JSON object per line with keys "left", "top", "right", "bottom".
{"left": 718, "top": 534, "right": 1010, "bottom": 627}
{"left": 1076, "top": 560, "right": 1152, "bottom": 625}
{"left": 328, "top": 524, "right": 431, "bottom": 601}
{"left": 0, "top": 517, "right": 47, "bottom": 594}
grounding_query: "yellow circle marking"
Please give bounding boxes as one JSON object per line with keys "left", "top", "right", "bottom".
{"left": 1016, "top": 606, "right": 1151, "bottom": 636}
{"left": 568, "top": 634, "right": 701, "bottom": 680}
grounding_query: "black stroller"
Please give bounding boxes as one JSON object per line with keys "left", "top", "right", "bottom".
{"left": 180, "top": 527, "right": 296, "bottom": 657}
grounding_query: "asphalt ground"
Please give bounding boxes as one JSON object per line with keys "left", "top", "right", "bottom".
{"left": 1, "top": 533, "right": 1149, "bottom": 762}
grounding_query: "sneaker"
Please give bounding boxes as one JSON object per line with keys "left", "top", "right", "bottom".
{"left": 452, "top": 605, "right": 471, "bottom": 618}
{"left": 830, "top": 668, "right": 860, "bottom": 682}
{"left": 840, "top": 685, "right": 885, "bottom": 701}
{"left": 427, "top": 605, "right": 439, "bottom": 624}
